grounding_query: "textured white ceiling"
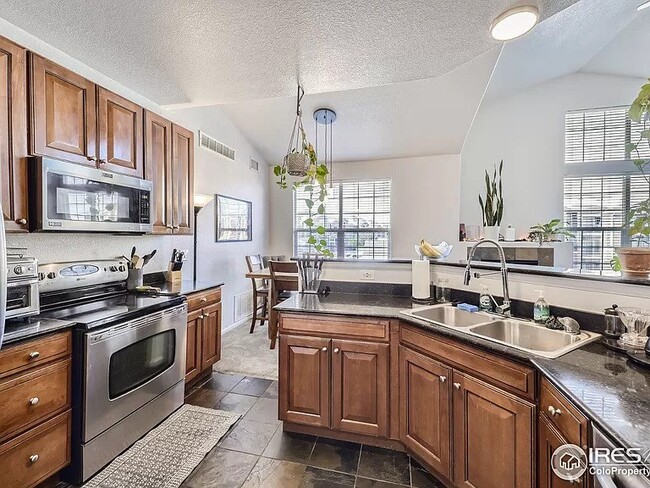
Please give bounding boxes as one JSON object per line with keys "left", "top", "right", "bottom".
{"left": 0, "top": 0, "right": 576, "bottom": 105}
{"left": 485, "top": 0, "right": 646, "bottom": 99}
{"left": 219, "top": 48, "right": 501, "bottom": 163}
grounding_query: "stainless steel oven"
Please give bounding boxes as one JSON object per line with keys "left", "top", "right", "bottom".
{"left": 79, "top": 303, "right": 187, "bottom": 481}
{"left": 593, "top": 427, "right": 650, "bottom": 488}
{"left": 29, "top": 156, "right": 153, "bottom": 233}
{"left": 6, "top": 252, "right": 39, "bottom": 320}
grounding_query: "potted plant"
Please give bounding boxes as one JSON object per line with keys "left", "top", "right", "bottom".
{"left": 529, "top": 218, "right": 575, "bottom": 245}
{"left": 479, "top": 160, "right": 504, "bottom": 241}
{"left": 613, "top": 79, "right": 650, "bottom": 277}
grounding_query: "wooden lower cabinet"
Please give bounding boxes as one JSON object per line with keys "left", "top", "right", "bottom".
{"left": 279, "top": 335, "right": 330, "bottom": 427}
{"left": 399, "top": 346, "right": 452, "bottom": 479}
{"left": 453, "top": 371, "right": 534, "bottom": 488}
{"left": 538, "top": 415, "right": 583, "bottom": 488}
{"left": 332, "top": 339, "right": 389, "bottom": 437}
{"left": 184, "top": 287, "right": 223, "bottom": 386}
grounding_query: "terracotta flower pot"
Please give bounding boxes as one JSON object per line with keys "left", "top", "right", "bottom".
{"left": 285, "top": 153, "right": 308, "bottom": 176}
{"left": 616, "top": 247, "right": 650, "bottom": 278}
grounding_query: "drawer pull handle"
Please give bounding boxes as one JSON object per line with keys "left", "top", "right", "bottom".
{"left": 439, "top": 375, "right": 447, "bottom": 382}
{"left": 321, "top": 347, "right": 328, "bottom": 352}
{"left": 201, "top": 298, "right": 207, "bottom": 303}
{"left": 16, "top": 218, "right": 27, "bottom": 225}
{"left": 453, "top": 382, "right": 461, "bottom": 390}
{"left": 29, "top": 351, "right": 40, "bottom": 359}
{"left": 547, "top": 406, "right": 562, "bottom": 417}
{"left": 29, "top": 454, "right": 39, "bottom": 464}
{"left": 29, "top": 397, "right": 39, "bottom": 406}
{"left": 333, "top": 348, "right": 340, "bottom": 353}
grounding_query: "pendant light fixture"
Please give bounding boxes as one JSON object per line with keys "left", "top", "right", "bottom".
{"left": 313, "top": 108, "right": 337, "bottom": 186}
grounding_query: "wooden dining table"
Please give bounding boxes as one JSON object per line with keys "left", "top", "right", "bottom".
{"left": 245, "top": 267, "right": 299, "bottom": 349}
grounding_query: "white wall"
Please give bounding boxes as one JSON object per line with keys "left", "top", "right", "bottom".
{"left": 460, "top": 72, "right": 645, "bottom": 239}
{"left": 1, "top": 18, "right": 269, "bottom": 329}
{"left": 268, "top": 154, "right": 462, "bottom": 259}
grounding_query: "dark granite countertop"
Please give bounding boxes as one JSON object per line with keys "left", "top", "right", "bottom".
{"left": 148, "top": 280, "right": 224, "bottom": 295}
{"left": 3, "top": 317, "right": 76, "bottom": 345}
{"left": 275, "top": 292, "right": 650, "bottom": 455}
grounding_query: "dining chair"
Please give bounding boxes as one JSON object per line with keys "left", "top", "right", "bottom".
{"left": 245, "top": 254, "right": 268, "bottom": 334}
{"left": 268, "top": 260, "right": 298, "bottom": 349}
{"left": 262, "top": 255, "right": 286, "bottom": 268}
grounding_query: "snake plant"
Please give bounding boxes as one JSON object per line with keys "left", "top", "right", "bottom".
{"left": 478, "top": 160, "right": 504, "bottom": 227}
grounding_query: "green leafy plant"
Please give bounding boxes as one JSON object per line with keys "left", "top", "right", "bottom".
{"left": 478, "top": 160, "right": 504, "bottom": 227}
{"left": 529, "top": 218, "right": 575, "bottom": 245}
{"left": 273, "top": 126, "right": 333, "bottom": 257}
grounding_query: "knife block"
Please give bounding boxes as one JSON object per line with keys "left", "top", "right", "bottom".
{"left": 166, "top": 264, "right": 182, "bottom": 284}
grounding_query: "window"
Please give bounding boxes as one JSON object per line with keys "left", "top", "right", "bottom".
{"left": 563, "top": 106, "right": 650, "bottom": 271}
{"left": 293, "top": 180, "right": 391, "bottom": 259}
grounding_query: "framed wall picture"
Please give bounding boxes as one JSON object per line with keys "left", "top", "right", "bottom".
{"left": 216, "top": 194, "right": 252, "bottom": 242}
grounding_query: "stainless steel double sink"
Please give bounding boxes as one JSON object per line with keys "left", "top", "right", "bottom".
{"left": 400, "top": 305, "right": 600, "bottom": 358}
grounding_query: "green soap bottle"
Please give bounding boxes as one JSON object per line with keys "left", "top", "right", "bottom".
{"left": 533, "top": 290, "right": 550, "bottom": 323}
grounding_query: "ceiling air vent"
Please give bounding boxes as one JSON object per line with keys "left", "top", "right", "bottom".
{"left": 249, "top": 158, "right": 260, "bottom": 171}
{"left": 198, "top": 130, "right": 235, "bottom": 161}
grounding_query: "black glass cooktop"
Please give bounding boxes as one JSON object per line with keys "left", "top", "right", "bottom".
{"left": 41, "top": 293, "right": 185, "bottom": 329}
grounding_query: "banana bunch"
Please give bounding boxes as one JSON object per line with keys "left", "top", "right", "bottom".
{"left": 419, "top": 239, "right": 442, "bottom": 258}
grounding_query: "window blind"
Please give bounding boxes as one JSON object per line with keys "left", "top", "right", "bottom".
{"left": 293, "top": 180, "right": 391, "bottom": 259}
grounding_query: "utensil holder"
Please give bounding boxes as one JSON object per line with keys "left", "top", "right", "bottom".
{"left": 127, "top": 268, "right": 143, "bottom": 291}
{"left": 166, "top": 263, "right": 182, "bottom": 284}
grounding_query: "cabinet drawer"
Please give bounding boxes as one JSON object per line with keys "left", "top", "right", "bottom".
{"left": 540, "top": 377, "right": 588, "bottom": 447}
{"left": 0, "top": 332, "right": 71, "bottom": 379}
{"left": 280, "top": 314, "right": 389, "bottom": 342}
{"left": 0, "top": 359, "right": 71, "bottom": 441}
{"left": 0, "top": 410, "right": 71, "bottom": 488}
{"left": 400, "top": 324, "right": 536, "bottom": 400}
{"left": 187, "top": 288, "right": 222, "bottom": 311}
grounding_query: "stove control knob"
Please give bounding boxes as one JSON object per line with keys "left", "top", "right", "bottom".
{"left": 14, "top": 266, "right": 24, "bottom": 275}
{"left": 38, "top": 272, "right": 45, "bottom": 281}
{"left": 109, "top": 266, "right": 118, "bottom": 272}
{"left": 47, "top": 272, "right": 56, "bottom": 279}
{"left": 118, "top": 265, "right": 126, "bottom": 272}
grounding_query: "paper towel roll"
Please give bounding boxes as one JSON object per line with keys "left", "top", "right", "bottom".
{"left": 412, "top": 259, "right": 430, "bottom": 299}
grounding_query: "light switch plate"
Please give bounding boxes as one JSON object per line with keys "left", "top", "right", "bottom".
{"left": 360, "top": 270, "right": 375, "bottom": 280}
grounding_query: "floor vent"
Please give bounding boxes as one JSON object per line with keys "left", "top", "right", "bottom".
{"left": 233, "top": 291, "right": 253, "bottom": 322}
{"left": 199, "top": 130, "right": 236, "bottom": 161}
{"left": 250, "top": 158, "right": 260, "bottom": 171}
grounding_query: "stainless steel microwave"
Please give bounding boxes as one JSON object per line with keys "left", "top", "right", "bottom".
{"left": 29, "top": 157, "right": 153, "bottom": 233}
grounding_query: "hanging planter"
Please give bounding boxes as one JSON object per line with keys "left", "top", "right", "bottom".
{"left": 285, "top": 152, "right": 309, "bottom": 176}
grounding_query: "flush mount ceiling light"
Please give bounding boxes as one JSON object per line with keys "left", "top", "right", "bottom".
{"left": 638, "top": 1, "right": 650, "bottom": 11}
{"left": 490, "top": 5, "right": 539, "bottom": 41}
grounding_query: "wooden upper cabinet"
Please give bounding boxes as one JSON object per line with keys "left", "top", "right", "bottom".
{"left": 29, "top": 53, "right": 96, "bottom": 166}
{"left": 97, "top": 87, "right": 143, "bottom": 177}
{"left": 279, "top": 335, "right": 330, "bottom": 428}
{"left": 171, "top": 124, "right": 194, "bottom": 235}
{"left": 453, "top": 371, "right": 534, "bottom": 488}
{"left": 144, "top": 111, "right": 173, "bottom": 233}
{"left": 331, "top": 339, "right": 389, "bottom": 437}
{"left": 399, "top": 346, "right": 452, "bottom": 479}
{"left": 0, "top": 37, "right": 28, "bottom": 232}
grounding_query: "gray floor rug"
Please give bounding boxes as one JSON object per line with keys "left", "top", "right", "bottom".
{"left": 83, "top": 405, "right": 240, "bottom": 488}
{"left": 213, "top": 322, "right": 278, "bottom": 380}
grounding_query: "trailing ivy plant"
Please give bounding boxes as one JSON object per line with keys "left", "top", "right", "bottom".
{"left": 273, "top": 126, "right": 334, "bottom": 257}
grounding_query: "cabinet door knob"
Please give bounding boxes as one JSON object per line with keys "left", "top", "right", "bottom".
{"left": 547, "top": 406, "right": 562, "bottom": 417}
{"left": 439, "top": 375, "right": 447, "bottom": 382}
{"left": 321, "top": 347, "right": 328, "bottom": 352}
{"left": 28, "top": 351, "right": 40, "bottom": 359}
{"left": 333, "top": 348, "right": 340, "bottom": 353}
{"left": 86, "top": 155, "right": 97, "bottom": 162}
{"left": 453, "top": 382, "right": 461, "bottom": 390}
{"left": 198, "top": 314, "right": 205, "bottom": 319}
{"left": 173, "top": 225, "right": 180, "bottom": 230}
{"left": 29, "top": 397, "right": 39, "bottom": 406}
{"left": 16, "top": 218, "right": 27, "bottom": 225}
{"left": 201, "top": 298, "right": 207, "bottom": 303}
{"left": 29, "top": 454, "right": 39, "bottom": 464}
{"left": 98, "top": 159, "right": 106, "bottom": 164}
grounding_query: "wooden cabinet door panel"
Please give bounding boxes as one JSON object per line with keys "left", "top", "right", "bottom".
{"left": 29, "top": 53, "right": 96, "bottom": 166}
{"left": 332, "top": 339, "right": 389, "bottom": 437}
{"left": 144, "top": 110, "right": 172, "bottom": 233}
{"left": 171, "top": 124, "right": 193, "bottom": 234}
{"left": 185, "top": 309, "right": 202, "bottom": 383}
{"left": 538, "top": 415, "right": 585, "bottom": 488}
{"left": 453, "top": 371, "right": 534, "bottom": 488}
{"left": 279, "top": 335, "right": 330, "bottom": 427}
{"left": 399, "top": 346, "right": 451, "bottom": 478}
{"left": 201, "top": 302, "right": 222, "bottom": 370}
{"left": 98, "top": 87, "right": 143, "bottom": 177}
{"left": 0, "top": 37, "right": 28, "bottom": 232}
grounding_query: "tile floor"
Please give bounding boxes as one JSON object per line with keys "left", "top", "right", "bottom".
{"left": 181, "top": 372, "right": 446, "bottom": 488}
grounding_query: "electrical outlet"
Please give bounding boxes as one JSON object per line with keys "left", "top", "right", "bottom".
{"left": 360, "top": 270, "right": 375, "bottom": 280}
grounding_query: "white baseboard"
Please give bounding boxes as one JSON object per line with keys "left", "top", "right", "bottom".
{"left": 221, "top": 313, "right": 253, "bottom": 334}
